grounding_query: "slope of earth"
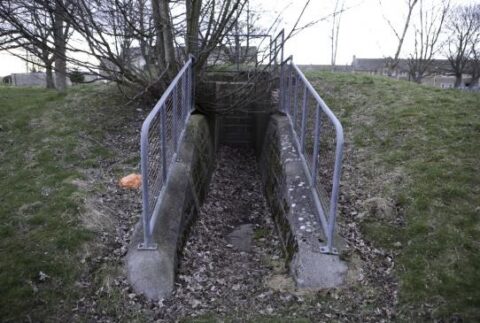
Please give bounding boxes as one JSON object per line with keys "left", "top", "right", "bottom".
{"left": 305, "top": 71, "right": 480, "bottom": 321}
{"left": 0, "top": 85, "right": 146, "bottom": 321}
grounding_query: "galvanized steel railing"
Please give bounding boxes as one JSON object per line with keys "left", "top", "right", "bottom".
{"left": 138, "top": 56, "right": 195, "bottom": 250}
{"left": 279, "top": 56, "right": 344, "bottom": 254}
{"left": 269, "top": 29, "right": 284, "bottom": 68}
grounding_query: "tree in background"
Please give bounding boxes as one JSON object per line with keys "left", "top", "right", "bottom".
{"left": 0, "top": 0, "right": 72, "bottom": 89}
{"left": 445, "top": 3, "right": 480, "bottom": 88}
{"left": 330, "top": 0, "right": 346, "bottom": 70}
{"left": 380, "top": 0, "right": 419, "bottom": 76}
{"left": 467, "top": 5, "right": 480, "bottom": 88}
{"left": 64, "top": 0, "right": 248, "bottom": 98}
{"left": 407, "top": 0, "right": 449, "bottom": 83}
{"left": 0, "top": 0, "right": 72, "bottom": 91}
{"left": 1, "top": 0, "right": 319, "bottom": 99}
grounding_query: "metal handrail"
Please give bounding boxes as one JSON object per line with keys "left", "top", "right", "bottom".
{"left": 139, "top": 56, "right": 195, "bottom": 250}
{"left": 279, "top": 56, "right": 344, "bottom": 254}
{"left": 269, "top": 29, "right": 284, "bottom": 68}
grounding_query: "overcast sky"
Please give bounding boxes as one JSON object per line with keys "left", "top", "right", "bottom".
{"left": 0, "top": 0, "right": 476, "bottom": 76}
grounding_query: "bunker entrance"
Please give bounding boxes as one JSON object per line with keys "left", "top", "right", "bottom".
{"left": 196, "top": 70, "right": 274, "bottom": 155}
{"left": 127, "top": 64, "right": 347, "bottom": 302}
{"left": 162, "top": 75, "right": 287, "bottom": 306}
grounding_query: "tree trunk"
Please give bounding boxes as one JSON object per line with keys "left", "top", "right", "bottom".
{"left": 388, "top": 0, "right": 419, "bottom": 76}
{"left": 152, "top": 0, "right": 166, "bottom": 68}
{"left": 158, "top": 0, "right": 176, "bottom": 71}
{"left": 186, "top": 0, "right": 202, "bottom": 57}
{"left": 45, "top": 64, "right": 55, "bottom": 89}
{"left": 454, "top": 73, "right": 463, "bottom": 88}
{"left": 54, "top": 1, "right": 67, "bottom": 91}
{"left": 152, "top": 0, "right": 176, "bottom": 77}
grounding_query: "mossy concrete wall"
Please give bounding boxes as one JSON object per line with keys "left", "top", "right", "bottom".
{"left": 196, "top": 72, "right": 274, "bottom": 150}
{"left": 259, "top": 114, "right": 347, "bottom": 289}
{"left": 126, "top": 114, "right": 214, "bottom": 300}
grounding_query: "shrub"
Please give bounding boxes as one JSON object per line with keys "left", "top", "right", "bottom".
{"left": 70, "top": 69, "right": 85, "bottom": 84}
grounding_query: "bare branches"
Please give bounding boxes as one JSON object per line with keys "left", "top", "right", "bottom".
{"left": 380, "top": 0, "right": 419, "bottom": 74}
{"left": 331, "top": 0, "right": 346, "bottom": 69}
{"left": 0, "top": 0, "right": 70, "bottom": 89}
{"left": 408, "top": 0, "right": 449, "bottom": 83}
{"left": 445, "top": 3, "right": 480, "bottom": 87}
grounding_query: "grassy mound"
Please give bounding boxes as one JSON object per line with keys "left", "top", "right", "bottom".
{"left": 307, "top": 71, "right": 480, "bottom": 320}
{"left": 0, "top": 85, "right": 127, "bottom": 321}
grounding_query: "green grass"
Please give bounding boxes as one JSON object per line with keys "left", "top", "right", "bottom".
{"left": 306, "top": 71, "right": 480, "bottom": 320}
{"left": 0, "top": 85, "right": 126, "bottom": 321}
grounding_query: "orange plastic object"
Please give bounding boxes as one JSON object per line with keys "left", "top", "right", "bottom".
{"left": 119, "top": 173, "right": 142, "bottom": 189}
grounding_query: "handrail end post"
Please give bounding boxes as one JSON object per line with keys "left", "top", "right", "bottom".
{"left": 137, "top": 242, "right": 158, "bottom": 251}
{"left": 319, "top": 245, "right": 338, "bottom": 255}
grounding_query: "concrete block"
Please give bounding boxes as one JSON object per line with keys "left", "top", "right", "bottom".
{"left": 126, "top": 115, "right": 213, "bottom": 300}
{"left": 259, "top": 113, "right": 348, "bottom": 289}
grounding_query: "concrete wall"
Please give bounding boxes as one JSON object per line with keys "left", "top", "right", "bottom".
{"left": 11, "top": 72, "right": 73, "bottom": 87}
{"left": 259, "top": 114, "right": 347, "bottom": 289}
{"left": 127, "top": 114, "right": 214, "bottom": 300}
{"left": 196, "top": 72, "right": 274, "bottom": 149}
{"left": 127, "top": 83, "right": 347, "bottom": 299}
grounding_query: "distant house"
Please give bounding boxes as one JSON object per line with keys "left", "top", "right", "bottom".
{"left": 298, "top": 64, "right": 352, "bottom": 73}
{"left": 3, "top": 71, "right": 100, "bottom": 87}
{"left": 3, "top": 72, "right": 64, "bottom": 87}
{"left": 351, "top": 56, "right": 473, "bottom": 89}
{"left": 352, "top": 57, "right": 409, "bottom": 79}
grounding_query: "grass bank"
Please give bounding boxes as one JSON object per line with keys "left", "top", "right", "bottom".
{"left": 307, "top": 71, "right": 480, "bottom": 320}
{"left": 0, "top": 85, "right": 129, "bottom": 321}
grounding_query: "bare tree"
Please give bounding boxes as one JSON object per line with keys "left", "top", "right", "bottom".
{"left": 380, "top": 0, "right": 419, "bottom": 75}
{"left": 446, "top": 4, "right": 480, "bottom": 88}
{"left": 468, "top": 6, "right": 480, "bottom": 87}
{"left": 470, "top": 34, "right": 480, "bottom": 87}
{"left": 0, "top": 0, "right": 72, "bottom": 89}
{"left": 185, "top": 0, "right": 202, "bottom": 57}
{"left": 53, "top": 0, "right": 69, "bottom": 91}
{"left": 330, "top": 0, "right": 346, "bottom": 69}
{"left": 407, "top": 0, "right": 449, "bottom": 83}
{"left": 221, "top": 2, "right": 269, "bottom": 67}
{"left": 61, "top": 0, "right": 249, "bottom": 97}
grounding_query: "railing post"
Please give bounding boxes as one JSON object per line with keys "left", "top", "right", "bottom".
{"left": 173, "top": 87, "right": 178, "bottom": 149}
{"left": 269, "top": 40, "right": 272, "bottom": 69}
{"left": 300, "top": 86, "right": 308, "bottom": 152}
{"left": 279, "top": 69, "right": 285, "bottom": 112}
{"left": 293, "top": 71, "right": 298, "bottom": 127}
{"left": 322, "top": 139, "right": 344, "bottom": 254}
{"left": 279, "top": 30, "right": 285, "bottom": 112}
{"left": 191, "top": 62, "right": 195, "bottom": 110}
{"left": 160, "top": 105, "right": 168, "bottom": 182}
{"left": 138, "top": 130, "right": 157, "bottom": 250}
{"left": 311, "top": 104, "right": 321, "bottom": 187}
{"left": 139, "top": 139, "right": 150, "bottom": 249}
{"left": 280, "top": 30, "right": 284, "bottom": 68}
{"left": 285, "top": 63, "right": 293, "bottom": 115}
{"left": 182, "top": 74, "right": 187, "bottom": 123}
{"left": 285, "top": 64, "right": 291, "bottom": 113}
